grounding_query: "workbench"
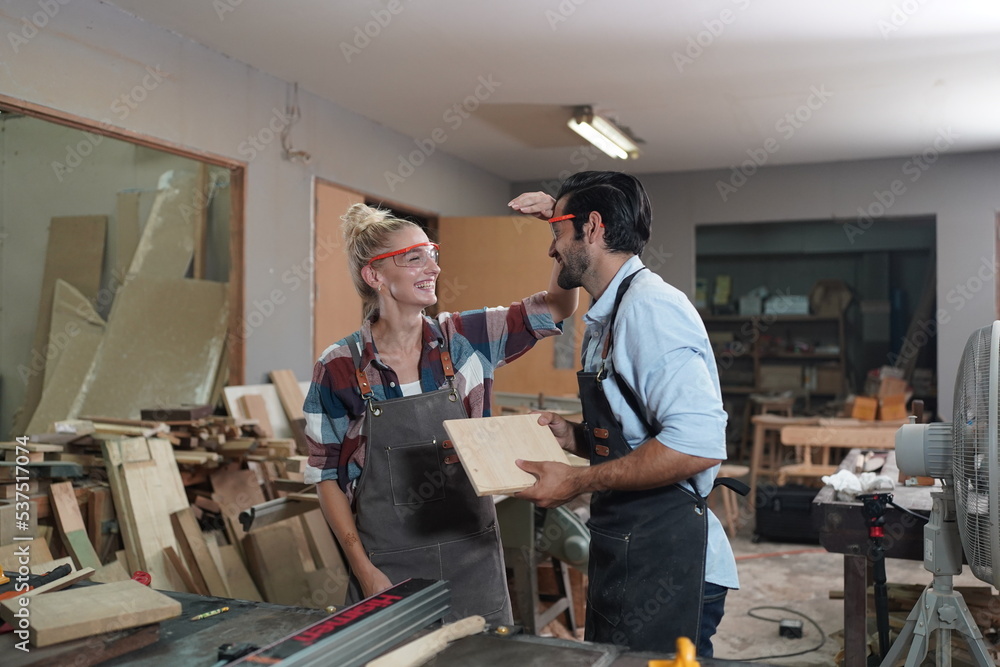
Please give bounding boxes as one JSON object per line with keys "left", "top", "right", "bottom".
{"left": 2, "top": 582, "right": 759, "bottom": 666}
{"left": 813, "top": 448, "right": 937, "bottom": 667}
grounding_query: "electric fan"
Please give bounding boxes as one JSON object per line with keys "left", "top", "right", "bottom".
{"left": 886, "top": 321, "right": 1000, "bottom": 666}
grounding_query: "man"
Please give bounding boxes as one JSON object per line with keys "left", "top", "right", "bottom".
{"left": 508, "top": 171, "right": 737, "bottom": 657}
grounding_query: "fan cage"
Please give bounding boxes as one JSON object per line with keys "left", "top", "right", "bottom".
{"left": 952, "top": 322, "right": 1000, "bottom": 588}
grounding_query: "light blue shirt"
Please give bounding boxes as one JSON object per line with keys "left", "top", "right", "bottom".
{"left": 581, "top": 255, "right": 739, "bottom": 589}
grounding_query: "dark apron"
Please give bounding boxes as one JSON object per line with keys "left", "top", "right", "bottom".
{"left": 345, "top": 336, "right": 513, "bottom": 625}
{"left": 581, "top": 270, "right": 709, "bottom": 652}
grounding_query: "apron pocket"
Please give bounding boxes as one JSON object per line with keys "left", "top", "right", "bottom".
{"left": 587, "top": 524, "right": 630, "bottom": 627}
{"left": 386, "top": 441, "right": 446, "bottom": 506}
{"left": 369, "top": 541, "right": 441, "bottom": 587}
{"left": 439, "top": 524, "right": 508, "bottom": 619}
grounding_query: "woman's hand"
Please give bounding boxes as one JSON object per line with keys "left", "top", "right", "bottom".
{"left": 508, "top": 192, "right": 557, "bottom": 220}
{"left": 357, "top": 564, "right": 393, "bottom": 598}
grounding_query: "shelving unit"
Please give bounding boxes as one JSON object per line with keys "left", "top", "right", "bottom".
{"left": 705, "top": 314, "right": 848, "bottom": 399}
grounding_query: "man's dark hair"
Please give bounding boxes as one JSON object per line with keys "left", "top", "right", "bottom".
{"left": 555, "top": 171, "right": 651, "bottom": 255}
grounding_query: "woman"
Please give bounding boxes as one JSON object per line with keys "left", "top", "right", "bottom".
{"left": 303, "top": 200, "right": 575, "bottom": 624}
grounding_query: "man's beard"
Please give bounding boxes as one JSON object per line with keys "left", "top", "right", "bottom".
{"left": 556, "top": 245, "right": 587, "bottom": 290}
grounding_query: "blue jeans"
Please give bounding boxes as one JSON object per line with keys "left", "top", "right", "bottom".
{"left": 699, "top": 582, "right": 729, "bottom": 658}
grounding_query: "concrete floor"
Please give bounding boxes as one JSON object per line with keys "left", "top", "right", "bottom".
{"left": 712, "top": 518, "right": 989, "bottom": 666}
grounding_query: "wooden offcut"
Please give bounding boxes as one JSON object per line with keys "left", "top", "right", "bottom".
{"left": 0, "top": 581, "right": 181, "bottom": 647}
{"left": 243, "top": 522, "right": 310, "bottom": 606}
{"left": 239, "top": 394, "right": 274, "bottom": 438}
{"left": 444, "top": 414, "right": 570, "bottom": 496}
{"left": 269, "top": 370, "right": 308, "bottom": 454}
{"left": 170, "top": 507, "right": 230, "bottom": 597}
{"left": 48, "top": 481, "right": 101, "bottom": 570}
{"left": 218, "top": 543, "right": 263, "bottom": 602}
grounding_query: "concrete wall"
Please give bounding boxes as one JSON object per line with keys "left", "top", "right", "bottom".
{"left": 0, "top": 0, "right": 510, "bottom": 435}
{"left": 516, "top": 151, "right": 1000, "bottom": 420}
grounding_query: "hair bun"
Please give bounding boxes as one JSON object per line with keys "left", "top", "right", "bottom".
{"left": 341, "top": 203, "right": 388, "bottom": 241}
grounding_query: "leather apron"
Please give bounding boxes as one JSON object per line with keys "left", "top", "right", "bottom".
{"left": 581, "top": 270, "right": 709, "bottom": 652}
{"left": 345, "top": 335, "right": 513, "bottom": 625}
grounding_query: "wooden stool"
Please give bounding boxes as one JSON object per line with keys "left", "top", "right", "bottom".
{"left": 714, "top": 464, "right": 750, "bottom": 538}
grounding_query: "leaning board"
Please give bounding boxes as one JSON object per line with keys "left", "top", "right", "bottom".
{"left": 443, "top": 414, "right": 570, "bottom": 496}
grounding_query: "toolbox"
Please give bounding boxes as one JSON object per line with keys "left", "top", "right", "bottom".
{"left": 753, "top": 483, "right": 821, "bottom": 544}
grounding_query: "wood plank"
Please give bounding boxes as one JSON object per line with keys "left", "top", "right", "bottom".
{"left": 269, "top": 370, "right": 308, "bottom": 454}
{"left": 88, "top": 486, "right": 112, "bottom": 556}
{"left": 76, "top": 278, "right": 229, "bottom": 420}
{"left": 218, "top": 543, "right": 263, "bottom": 602}
{"left": 91, "top": 558, "right": 131, "bottom": 583}
{"left": 170, "top": 507, "right": 229, "bottom": 597}
{"left": 49, "top": 481, "right": 101, "bottom": 570}
{"left": 243, "top": 522, "right": 310, "bottom": 606}
{"left": 0, "top": 623, "right": 158, "bottom": 667}
{"left": 0, "top": 540, "right": 53, "bottom": 570}
{"left": 239, "top": 394, "right": 274, "bottom": 438}
{"left": 223, "top": 384, "right": 293, "bottom": 439}
{"left": 0, "top": 580, "right": 181, "bottom": 647}
{"left": 14, "top": 215, "right": 107, "bottom": 435}
{"left": 102, "top": 438, "right": 189, "bottom": 592}
{"left": 444, "top": 414, "right": 570, "bottom": 496}
{"left": 162, "top": 544, "right": 203, "bottom": 595}
{"left": 21, "top": 566, "right": 95, "bottom": 598}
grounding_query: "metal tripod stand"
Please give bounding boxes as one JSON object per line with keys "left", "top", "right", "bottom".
{"left": 879, "top": 486, "right": 994, "bottom": 666}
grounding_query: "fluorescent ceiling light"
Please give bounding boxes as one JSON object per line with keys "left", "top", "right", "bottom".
{"left": 567, "top": 106, "right": 640, "bottom": 160}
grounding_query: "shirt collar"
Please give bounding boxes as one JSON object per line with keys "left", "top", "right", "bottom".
{"left": 583, "top": 255, "right": 646, "bottom": 328}
{"left": 357, "top": 316, "right": 443, "bottom": 370}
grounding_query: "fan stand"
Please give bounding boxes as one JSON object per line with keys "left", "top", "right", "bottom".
{"left": 879, "top": 488, "right": 995, "bottom": 667}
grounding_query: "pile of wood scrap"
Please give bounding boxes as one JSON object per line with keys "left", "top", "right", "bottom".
{"left": 0, "top": 385, "right": 348, "bottom": 652}
{"left": 14, "top": 171, "right": 229, "bottom": 437}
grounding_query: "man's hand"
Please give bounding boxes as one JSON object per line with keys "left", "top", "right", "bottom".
{"left": 508, "top": 192, "right": 556, "bottom": 220}
{"left": 513, "top": 459, "right": 586, "bottom": 508}
{"left": 533, "top": 411, "right": 583, "bottom": 455}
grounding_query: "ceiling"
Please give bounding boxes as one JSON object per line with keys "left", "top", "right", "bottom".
{"left": 105, "top": 0, "right": 1000, "bottom": 181}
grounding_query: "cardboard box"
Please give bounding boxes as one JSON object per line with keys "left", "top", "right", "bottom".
{"left": 759, "top": 364, "right": 802, "bottom": 391}
{"left": 815, "top": 364, "right": 843, "bottom": 395}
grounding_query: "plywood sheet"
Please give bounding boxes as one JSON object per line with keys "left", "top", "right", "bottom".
{"left": 26, "top": 282, "right": 106, "bottom": 434}
{"left": 128, "top": 175, "right": 197, "bottom": 279}
{"left": 0, "top": 580, "right": 180, "bottom": 647}
{"left": 75, "top": 277, "right": 228, "bottom": 420}
{"left": 218, "top": 543, "right": 263, "bottom": 602}
{"left": 115, "top": 191, "right": 142, "bottom": 282}
{"left": 444, "top": 414, "right": 570, "bottom": 496}
{"left": 15, "top": 216, "right": 107, "bottom": 434}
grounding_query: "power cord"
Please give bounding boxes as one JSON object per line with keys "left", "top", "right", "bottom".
{"left": 717, "top": 605, "right": 827, "bottom": 662}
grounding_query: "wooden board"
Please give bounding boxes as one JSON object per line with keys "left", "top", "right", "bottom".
{"left": 243, "top": 522, "right": 310, "bottom": 606}
{"left": 48, "top": 481, "right": 101, "bottom": 570}
{"left": 0, "top": 580, "right": 181, "bottom": 647}
{"left": 102, "top": 438, "right": 189, "bottom": 592}
{"left": 128, "top": 176, "right": 197, "bottom": 280}
{"left": 218, "top": 543, "right": 263, "bottom": 602}
{"left": 170, "top": 507, "right": 229, "bottom": 597}
{"left": 443, "top": 414, "right": 570, "bottom": 496}
{"left": 269, "top": 370, "right": 308, "bottom": 454}
{"left": 223, "top": 384, "right": 294, "bottom": 439}
{"left": 239, "top": 394, "right": 274, "bottom": 438}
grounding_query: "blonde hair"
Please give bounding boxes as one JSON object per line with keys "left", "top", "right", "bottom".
{"left": 342, "top": 203, "right": 421, "bottom": 321}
